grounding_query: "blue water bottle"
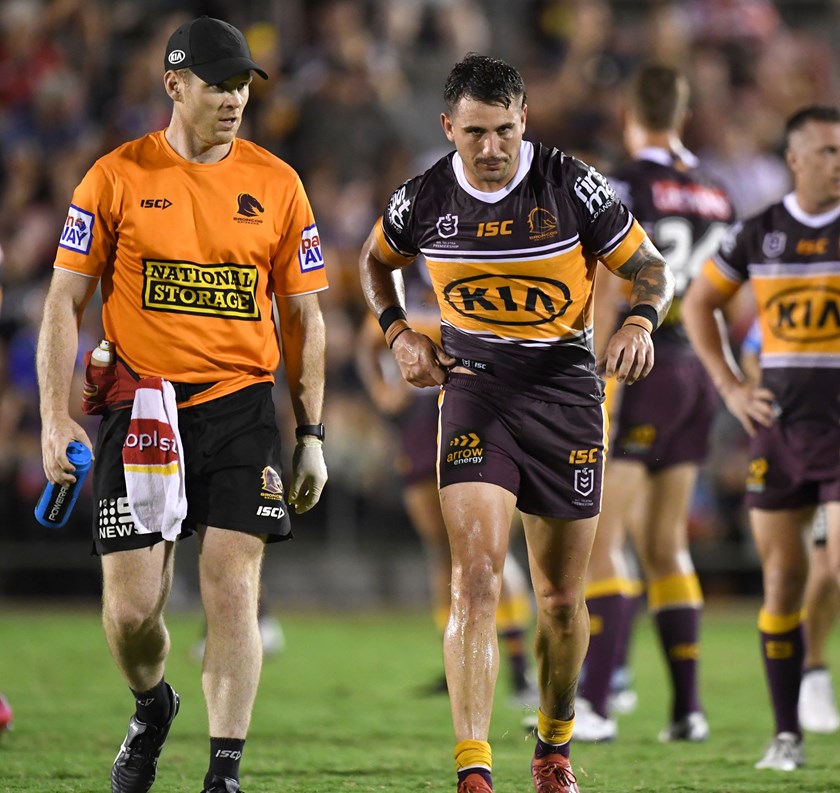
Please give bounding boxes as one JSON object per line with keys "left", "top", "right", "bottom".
{"left": 34, "top": 441, "right": 93, "bottom": 528}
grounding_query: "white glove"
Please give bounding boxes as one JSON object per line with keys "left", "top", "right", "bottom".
{"left": 289, "top": 437, "right": 328, "bottom": 513}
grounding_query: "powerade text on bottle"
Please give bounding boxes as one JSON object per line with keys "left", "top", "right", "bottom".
{"left": 34, "top": 442, "right": 93, "bottom": 528}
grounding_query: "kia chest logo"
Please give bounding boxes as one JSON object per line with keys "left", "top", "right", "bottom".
{"left": 168, "top": 50, "right": 186, "bottom": 65}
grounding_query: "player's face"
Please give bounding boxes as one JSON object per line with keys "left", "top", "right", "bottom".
{"left": 180, "top": 71, "right": 252, "bottom": 148}
{"left": 441, "top": 96, "right": 527, "bottom": 192}
{"left": 786, "top": 120, "right": 840, "bottom": 213}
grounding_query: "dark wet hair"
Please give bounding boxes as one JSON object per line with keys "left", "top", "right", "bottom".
{"left": 785, "top": 105, "right": 840, "bottom": 148}
{"left": 443, "top": 53, "right": 526, "bottom": 113}
{"left": 627, "top": 64, "right": 689, "bottom": 131}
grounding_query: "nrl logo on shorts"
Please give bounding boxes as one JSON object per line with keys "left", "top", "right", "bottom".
{"left": 762, "top": 231, "right": 786, "bottom": 259}
{"left": 574, "top": 468, "right": 594, "bottom": 497}
{"left": 436, "top": 213, "right": 459, "bottom": 239}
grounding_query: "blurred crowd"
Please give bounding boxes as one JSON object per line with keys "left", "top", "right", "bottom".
{"left": 1, "top": 0, "right": 839, "bottom": 594}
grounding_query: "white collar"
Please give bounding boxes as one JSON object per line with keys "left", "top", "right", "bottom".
{"left": 635, "top": 145, "right": 699, "bottom": 170}
{"left": 783, "top": 192, "right": 840, "bottom": 228}
{"left": 453, "top": 141, "right": 534, "bottom": 204}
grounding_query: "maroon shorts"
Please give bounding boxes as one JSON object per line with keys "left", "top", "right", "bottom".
{"left": 744, "top": 420, "right": 840, "bottom": 510}
{"left": 612, "top": 353, "right": 718, "bottom": 472}
{"left": 394, "top": 390, "right": 440, "bottom": 486}
{"left": 438, "top": 374, "right": 607, "bottom": 518}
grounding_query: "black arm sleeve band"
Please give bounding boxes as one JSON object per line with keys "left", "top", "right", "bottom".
{"left": 378, "top": 306, "right": 407, "bottom": 335}
{"left": 626, "top": 303, "right": 660, "bottom": 330}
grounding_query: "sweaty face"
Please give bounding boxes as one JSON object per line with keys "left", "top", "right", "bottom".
{"left": 787, "top": 120, "right": 840, "bottom": 213}
{"left": 179, "top": 71, "right": 252, "bottom": 148}
{"left": 441, "top": 96, "right": 527, "bottom": 192}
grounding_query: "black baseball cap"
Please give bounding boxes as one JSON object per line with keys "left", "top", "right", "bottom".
{"left": 164, "top": 16, "right": 268, "bottom": 84}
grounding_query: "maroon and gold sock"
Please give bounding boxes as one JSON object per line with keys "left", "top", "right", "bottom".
{"left": 580, "top": 578, "right": 632, "bottom": 717}
{"left": 649, "top": 573, "right": 703, "bottom": 720}
{"left": 454, "top": 739, "right": 492, "bottom": 788}
{"left": 613, "top": 582, "right": 644, "bottom": 671}
{"left": 535, "top": 710, "right": 573, "bottom": 759}
{"left": 758, "top": 608, "right": 804, "bottom": 735}
{"left": 497, "top": 591, "right": 533, "bottom": 690}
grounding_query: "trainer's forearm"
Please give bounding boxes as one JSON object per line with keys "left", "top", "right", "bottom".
{"left": 279, "top": 294, "right": 326, "bottom": 426}
{"left": 36, "top": 285, "right": 82, "bottom": 421}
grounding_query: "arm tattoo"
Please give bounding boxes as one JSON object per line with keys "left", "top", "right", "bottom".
{"left": 615, "top": 239, "right": 675, "bottom": 324}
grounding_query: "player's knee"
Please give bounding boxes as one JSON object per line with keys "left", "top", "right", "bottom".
{"left": 201, "top": 572, "right": 259, "bottom": 616}
{"left": 536, "top": 588, "right": 583, "bottom": 632}
{"left": 763, "top": 565, "right": 807, "bottom": 612}
{"left": 104, "top": 598, "right": 162, "bottom": 639}
{"left": 452, "top": 556, "right": 503, "bottom": 609}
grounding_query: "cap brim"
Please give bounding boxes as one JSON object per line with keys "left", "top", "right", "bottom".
{"left": 190, "top": 57, "right": 268, "bottom": 84}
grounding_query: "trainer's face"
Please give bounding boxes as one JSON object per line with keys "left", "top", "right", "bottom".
{"left": 442, "top": 96, "right": 527, "bottom": 192}
{"left": 786, "top": 120, "right": 840, "bottom": 213}
{"left": 176, "top": 70, "right": 252, "bottom": 148}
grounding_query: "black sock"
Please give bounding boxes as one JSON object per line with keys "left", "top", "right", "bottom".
{"left": 205, "top": 737, "right": 245, "bottom": 787}
{"left": 130, "top": 679, "right": 171, "bottom": 727}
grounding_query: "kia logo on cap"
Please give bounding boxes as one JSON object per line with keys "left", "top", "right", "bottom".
{"left": 168, "top": 49, "right": 186, "bottom": 64}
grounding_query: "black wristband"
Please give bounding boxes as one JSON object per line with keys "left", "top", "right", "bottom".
{"left": 378, "top": 306, "right": 407, "bottom": 335}
{"left": 626, "top": 304, "right": 660, "bottom": 330}
{"left": 295, "top": 423, "right": 325, "bottom": 441}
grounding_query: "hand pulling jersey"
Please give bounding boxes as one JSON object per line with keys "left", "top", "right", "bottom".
{"left": 54, "top": 130, "right": 329, "bottom": 406}
{"left": 375, "top": 140, "right": 648, "bottom": 405}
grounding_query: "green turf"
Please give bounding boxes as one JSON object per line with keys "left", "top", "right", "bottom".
{"left": 0, "top": 602, "right": 838, "bottom": 792}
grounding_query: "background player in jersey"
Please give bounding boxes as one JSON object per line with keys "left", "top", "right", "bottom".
{"left": 36, "top": 17, "right": 328, "bottom": 793}
{"left": 575, "top": 64, "right": 734, "bottom": 744}
{"left": 359, "top": 54, "right": 674, "bottom": 793}
{"left": 683, "top": 105, "right": 840, "bottom": 772}
{"left": 741, "top": 320, "right": 840, "bottom": 735}
{"left": 355, "top": 264, "right": 538, "bottom": 708}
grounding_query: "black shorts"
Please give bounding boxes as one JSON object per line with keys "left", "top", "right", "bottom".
{"left": 438, "top": 374, "right": 607, "bottom": 519}
{"left": 93, "top": 383, "right": 292, "bottom": 555}
{"left": 612, "top": 353, "right": 718, "bottom": 472}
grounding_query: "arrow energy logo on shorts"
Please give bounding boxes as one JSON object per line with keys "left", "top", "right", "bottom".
{"left": 446, "top": 431, "right": 484, "bottom": 467}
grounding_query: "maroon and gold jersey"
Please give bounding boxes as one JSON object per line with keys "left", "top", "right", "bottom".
{"left": 375, "top": 141, "right": 648, "bottom": 405}
{"left": 610, "top": 147, "right": 734, "bottom": 357}
{"left": 705, "top": 193, "right": 840, "bottom": 424}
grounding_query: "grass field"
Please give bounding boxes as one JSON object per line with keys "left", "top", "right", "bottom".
{"left": 0, "top": 602, "right": 838, "bottom": 792}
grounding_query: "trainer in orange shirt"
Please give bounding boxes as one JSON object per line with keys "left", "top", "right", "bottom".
{"left": 36, "top": 17, "right": 328, "bottom": 793}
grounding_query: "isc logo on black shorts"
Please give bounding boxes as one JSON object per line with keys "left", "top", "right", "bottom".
{"left": 445, "top": 431, "right": 484, "bottom": 467}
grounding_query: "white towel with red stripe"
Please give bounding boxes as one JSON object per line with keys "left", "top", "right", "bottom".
{"left": 122, "top": 377, "right": 186, "bottom": 540}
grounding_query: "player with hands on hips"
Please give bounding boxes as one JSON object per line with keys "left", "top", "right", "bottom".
{"left": 683, "top": 105, "right": 840, "bottom": 772}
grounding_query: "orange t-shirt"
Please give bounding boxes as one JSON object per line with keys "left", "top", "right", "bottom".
{"left": 54, "top": 130, "right": 329, "bottom": 405}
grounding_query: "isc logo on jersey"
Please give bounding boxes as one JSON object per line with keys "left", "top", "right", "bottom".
{"left": 59, "top": 204, "right": 95, "bottom": 255}
{"left": 299, "top": 224, "right": 324, "bottom": 272}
